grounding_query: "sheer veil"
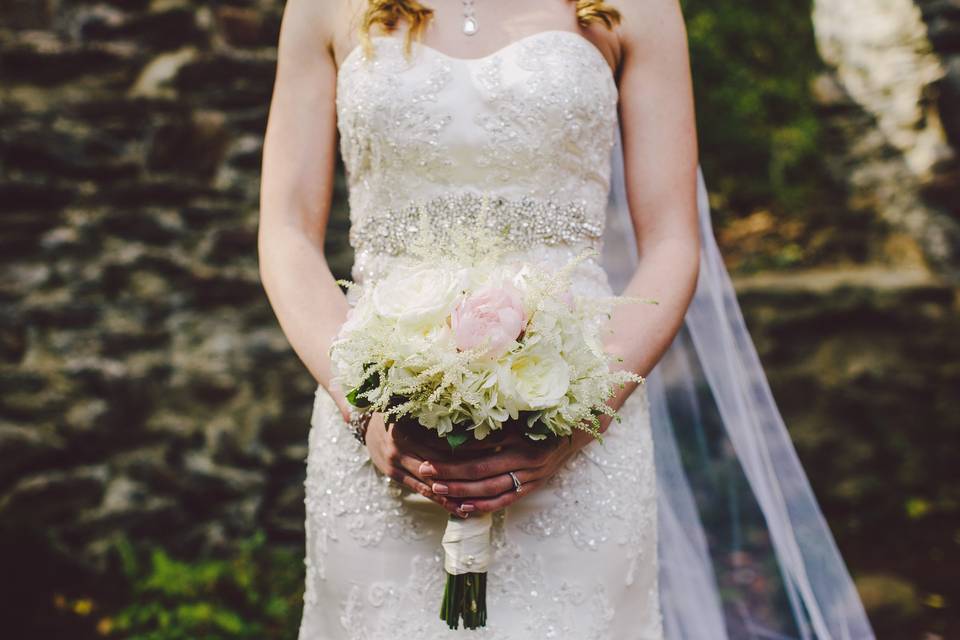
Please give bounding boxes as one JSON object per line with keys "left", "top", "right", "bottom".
{"left": 600, "top": 119, "right": 876, "bottom": 639}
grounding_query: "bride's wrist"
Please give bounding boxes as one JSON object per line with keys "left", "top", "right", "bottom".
{"left": 328, "top": 380, "right": 354, "bottom": 424}
{"left": 570, "top": 415, "right": 610, "bottom": 452}
{"left": 598, "top": 412, "right": 615, "bottom": 435}
{"left": 607, "top": 376, "right": 643, "bottom": 414}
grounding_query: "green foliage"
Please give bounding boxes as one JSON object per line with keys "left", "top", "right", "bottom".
{"left": 681, "top": 0, "right": 871, "bottom": 271}
{"left": 347, "top": 364, "right": 382, "bottom": 408}
{"left": 102, "top": 531, "right": 304, "bottom": 640}
{"left": 684, "top": 0, "right": 828, "bottom": 212}
{"left": 445, "top": 431, "right": 470, "bottom": 449}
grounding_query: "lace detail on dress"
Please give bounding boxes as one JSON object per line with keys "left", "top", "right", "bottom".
{"left": 302, "top": 387, "right": 430, "bottom": 587}
{"left": 336, "top": 37, "right": 455, "bottom": 229}
{"left": 334, "top": 511, "right": 620, "bottom": 640}
{"left": 473, "top": 34, "right": 618, "bottom": 211}
{"left": 515, "top": 384, "right": 657, "bottom": 587}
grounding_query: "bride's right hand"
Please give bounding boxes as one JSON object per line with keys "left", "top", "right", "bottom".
{"left": 364, "top": 413, "right": 460, "bottom": 514}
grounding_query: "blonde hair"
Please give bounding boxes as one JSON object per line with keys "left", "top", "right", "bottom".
{"left": 358, "top": 0, "right": 621, "bottom": 59}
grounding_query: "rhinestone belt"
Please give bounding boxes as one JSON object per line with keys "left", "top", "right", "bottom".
{"left": 349, "top": 192, "right": 604, "bottom": 257}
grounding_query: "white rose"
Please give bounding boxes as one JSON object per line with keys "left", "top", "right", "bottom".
{"left": 372, "top": 264, "right": 464, "bottom": 329}
{"left": 497, "top": 344, "right": 570, "bottom": 413}
{"left": 338, "top": 299, "right": 373, "bottom": 336}
{"left": 393, "top": 323, "right": 454, "bottom": 360}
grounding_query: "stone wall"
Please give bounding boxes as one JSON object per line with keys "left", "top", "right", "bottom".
{"left": 0, "top": 0, "right": 357, "bottom": 572}
{"left": 1, "top": 0, "right": 959, "bottom": 636}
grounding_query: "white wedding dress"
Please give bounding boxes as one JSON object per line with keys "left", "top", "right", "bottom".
{"left": 298, "top": 30, "right": 664, "bottom": 639}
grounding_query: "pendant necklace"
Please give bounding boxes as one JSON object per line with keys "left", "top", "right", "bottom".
{"left": 461, "top": 0, "right": 478, "bottom": 36}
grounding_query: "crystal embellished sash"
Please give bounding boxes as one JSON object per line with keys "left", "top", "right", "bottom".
{"left": 349, "top": 192, "right": 604, "bottom": 257}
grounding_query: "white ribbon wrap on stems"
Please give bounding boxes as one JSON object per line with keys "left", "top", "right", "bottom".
{"left": 441, "top": 512, "right": 494, "bottom": 575}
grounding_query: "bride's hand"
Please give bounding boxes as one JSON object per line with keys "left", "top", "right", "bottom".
{"left": 364, "top": 414, "right": 502, "bottom": 516}
{"left": 418, "top": 417, "right": 611, "bottom": 517}
{"left": 363, "top": 413, "right": 455, "bottom": 512}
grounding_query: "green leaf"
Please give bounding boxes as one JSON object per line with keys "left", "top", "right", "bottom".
{"left": 446, "top": 432, "right": 469, "bottom": 449}
{"left": 345, "top": 386, "right": 363, "bottom": 407}
{"left": 347, "top": 366, "right": 382, "bottom": 408}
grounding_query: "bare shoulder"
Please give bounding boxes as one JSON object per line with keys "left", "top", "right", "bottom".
{"left": 329, "top": 0, "right": 371, "bottom": 67}
{"left": 277, "top": 0, "right": 361, "bottom": 65}
{"left": 604, "top": 0, "right": 688, "bottom": 60}
{"left": 578, "top": 0, "right": 686, "bottom": 76}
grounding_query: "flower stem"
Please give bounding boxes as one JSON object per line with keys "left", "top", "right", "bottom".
{"left": 440, "top": 571, "right": 487, "bottom": 629}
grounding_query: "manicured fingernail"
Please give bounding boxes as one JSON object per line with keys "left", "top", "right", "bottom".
{"left": 459, "top": 503, "right": 475, "bottom": 512}
{"left": 419, "top": 461, "right": 437, "bottom": 477}
{"left": 432, "top": 482, "right": 449, "bottom": 495}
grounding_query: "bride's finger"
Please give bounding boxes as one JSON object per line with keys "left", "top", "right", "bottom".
{"left": 425, "top": 453, "right": 521, "bottom": 481}
{"left": 459, "top": 478, "right": 543, "bottom": 515}
{"left": 395, "top": 451, "right": 432, "bottom": 481}
{"left": 388, "top": 467, "right": 455, "bottom": 510}
{"left": 394, "top": 451, "right": 491, "bottom": 506}
{"left": 433, "top": 469, "right": 536, "bottom": 499}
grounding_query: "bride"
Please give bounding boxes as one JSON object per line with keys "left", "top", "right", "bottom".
{"left": 258, "top": 0, "right": 875, "bottom": 638}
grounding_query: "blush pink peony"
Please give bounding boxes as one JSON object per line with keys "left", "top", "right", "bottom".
{"left": 451, "top": 282, "right": 527, "bottom": 359}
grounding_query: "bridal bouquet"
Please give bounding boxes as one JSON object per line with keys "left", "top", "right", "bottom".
{"left": 329, "top": 210, "right": 651, "bottom": 630}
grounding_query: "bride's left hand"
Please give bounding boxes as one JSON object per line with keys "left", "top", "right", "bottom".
{"left": 418, "top": 416, "right": 611, "bottom": 517}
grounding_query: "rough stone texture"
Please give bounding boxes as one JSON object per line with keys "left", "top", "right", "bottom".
{"left": 813, "top": 0, "right": 960, "bottom": 279}
{"left": 0, "top": 0, "right": 351, "bottom": 574}
{"left": 0, "top": 1, "right": 958, "bottom": 637}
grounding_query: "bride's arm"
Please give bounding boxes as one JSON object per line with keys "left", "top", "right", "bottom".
{"left": 260, "top": 0, "right": 459, "bottom": 512}
{"left": 258, "top": 0, "right": 351, "bottom": 419}
{"left": 602, "top": 0, "right": 701, "bottom": 414}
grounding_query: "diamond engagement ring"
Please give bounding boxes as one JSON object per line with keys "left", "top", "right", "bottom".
{"left": 508, "top": 471, "right": 522, "bottom": 493}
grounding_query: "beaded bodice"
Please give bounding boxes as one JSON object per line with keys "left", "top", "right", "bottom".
{"left": 335, "top": 29, "right": 619, "bottom": 286}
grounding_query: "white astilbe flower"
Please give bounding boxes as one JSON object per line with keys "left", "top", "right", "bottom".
{"left": 330, "top": 208, "right": 652, "bottom": 445}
